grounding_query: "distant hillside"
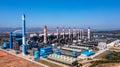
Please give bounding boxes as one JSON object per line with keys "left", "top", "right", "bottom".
{"left": 94, "top": 30, "right": 120, "bottom": 34}
{"left": 0, "top": 27, "right": 55, "bottom": 33}
{"left": 0, "top": 27, "right": 120, "bottom": 33}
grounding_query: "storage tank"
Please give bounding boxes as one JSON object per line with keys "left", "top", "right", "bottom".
{"left": 34, "top": 50, "right": 40, "bottom": 58}
{"left": 2, "top": 42, "right": 9, "bottom": 49}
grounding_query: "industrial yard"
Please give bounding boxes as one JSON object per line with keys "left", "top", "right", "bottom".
{"left": 0, "top": 14, "right": 120, "bottom": 67}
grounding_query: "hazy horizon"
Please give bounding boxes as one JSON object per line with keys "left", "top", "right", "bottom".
{"left": 0, "top": 0, "right": 120, "bottom": 30}
{"left": 0, "top": 27, "right": 120, "bottom": 32}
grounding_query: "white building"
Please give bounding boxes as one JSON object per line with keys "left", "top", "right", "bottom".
{"left": 97, "top": 42, "right": 107, "bottom": 50}
{"left": 108, "top": 39, "right": 120, "bottom": 48}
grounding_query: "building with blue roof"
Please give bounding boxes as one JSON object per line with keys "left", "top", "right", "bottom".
{"left": 81, "top": 50, "right": 95, "bottom": 57}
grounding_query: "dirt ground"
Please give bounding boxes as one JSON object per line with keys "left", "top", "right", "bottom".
{"left": 0, "top": 50, "right": 43, "bottom": 67}
{"left": 37, "top": 59, "right": 62, "bottom": 67}
{"left": 96, "top": 63, "right": 120, "bottom": 67}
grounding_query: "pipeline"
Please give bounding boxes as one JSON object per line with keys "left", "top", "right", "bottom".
{"left": 69, "top": 45, "right": 89, "bottom": 50}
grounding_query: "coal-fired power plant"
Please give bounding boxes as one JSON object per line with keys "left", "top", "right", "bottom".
{"left": 1, "top": 14, "right": 99, "bottom": 67}
{"left": 44, "top": 25, "right": 47, "bottom": 44}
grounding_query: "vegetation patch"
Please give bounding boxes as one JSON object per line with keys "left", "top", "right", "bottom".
{"left": 89, "top": 52, "right": 120, "bottom": 67}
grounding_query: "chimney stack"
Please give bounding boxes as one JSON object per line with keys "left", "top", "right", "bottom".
{"left": 56, "top": 27, "right": 59, "bottom": 39}
{"left": 44, "top": 25, "right": 47, "bottom": 44}
{"left": 81, "top": 28, "right": 84, "bottom": 39}
{"left": 88, "top": 27, "right": 91, "bottom": 40}
{"left": 22, "top": 14, "right": 26, "bottom": 55}
{"left": 73, "top": 27, "right": 76, "bottom": 38}
{"left": 78, "top": 28, "right": 79, "bottom": 40}
{"left": 62, "top": 27, "right": 65, "bottom": 39}
{"left": 68, "top": 27, "right": 71, "bottom": 39}
{"left": 80, "top": 28, "right": 84, "bottom": 39}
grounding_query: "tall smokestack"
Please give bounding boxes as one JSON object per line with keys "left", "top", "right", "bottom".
{"left": 62, "top": 27, "right": 65, "bottom": 39}
{"left": 80, "top": 28, "right": 82, "bottom": 39}
{"left": 81, "top": 28, "right": 84, "bottom": 39}
{"left": 78, "top": 28, "right": 80, "bottom": 40}
{"left": 56, "top": 27, "right": 59, "bottom": 39}
{"left": 68, "top": 27, "right": 71, "bottom": 39}
{"left": 88, "top": 27, "right": 91, "bottom": 40}
{"left": 73, "top": 27, "right": 76, "bottom": 38}
{"left": 44, "top": 25, "right": 47, "bottom": 44}
{"left": 22, "top": 14, "right": 26, "bottom": 55}
{"left": 80, "top": 28, "right": 84, "bottom": 39}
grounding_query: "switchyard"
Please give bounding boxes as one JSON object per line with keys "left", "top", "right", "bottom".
{"left": 1, "top": 14, "right": 118, "bottom": 67}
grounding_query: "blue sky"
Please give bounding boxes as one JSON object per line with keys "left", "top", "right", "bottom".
{"left": 0, "top": 0, "right": 120, "bottom": 30}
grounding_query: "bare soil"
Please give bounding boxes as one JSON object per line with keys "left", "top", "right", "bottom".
{"left": 96, "top": 63, "right": 120, "bottom": 67}
{"left": 0, "top": 50, "right": 43, "bottom": 67}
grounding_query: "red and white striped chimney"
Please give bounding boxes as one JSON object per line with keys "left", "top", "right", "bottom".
{"left": 56, "top": 27, "right": 59, "bottom": 39}
{"left": 80, "top": 28, "right": 83, "bottom": 39}
{"left": 88, "top": 27, "right": 91, "bottom": 40}
{"left": 81, "top": 28, "right": 84, "bottom": 39}
{"left": 44, "top": 25, "right": 47, "bottom": 44}
{"left": 80, "top": 28, "right": 82, "bottom": 39}
{"left": 62, "top": 27, "right": 65, "bottom": 39}
{"left": 68, "top": 27, "right": 71, "bottom": 39}
{"left": 73, "top": 27, "right": 76, "bottom": 38}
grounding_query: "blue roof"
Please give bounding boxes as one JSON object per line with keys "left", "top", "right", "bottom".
{"left": 12, "top": 33, "right": 22, "bottom": 37}
{"left": 81, "top": 50, "right": 95, "bottom": 56}
{"left": 15, "top": 38, "right": 22, "bottom": 41}
{"left": 41, "top": 45, "right": 52, "bottom": 50}
{"left": 4, "top": 42, "right": 9, "bottom": 44}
